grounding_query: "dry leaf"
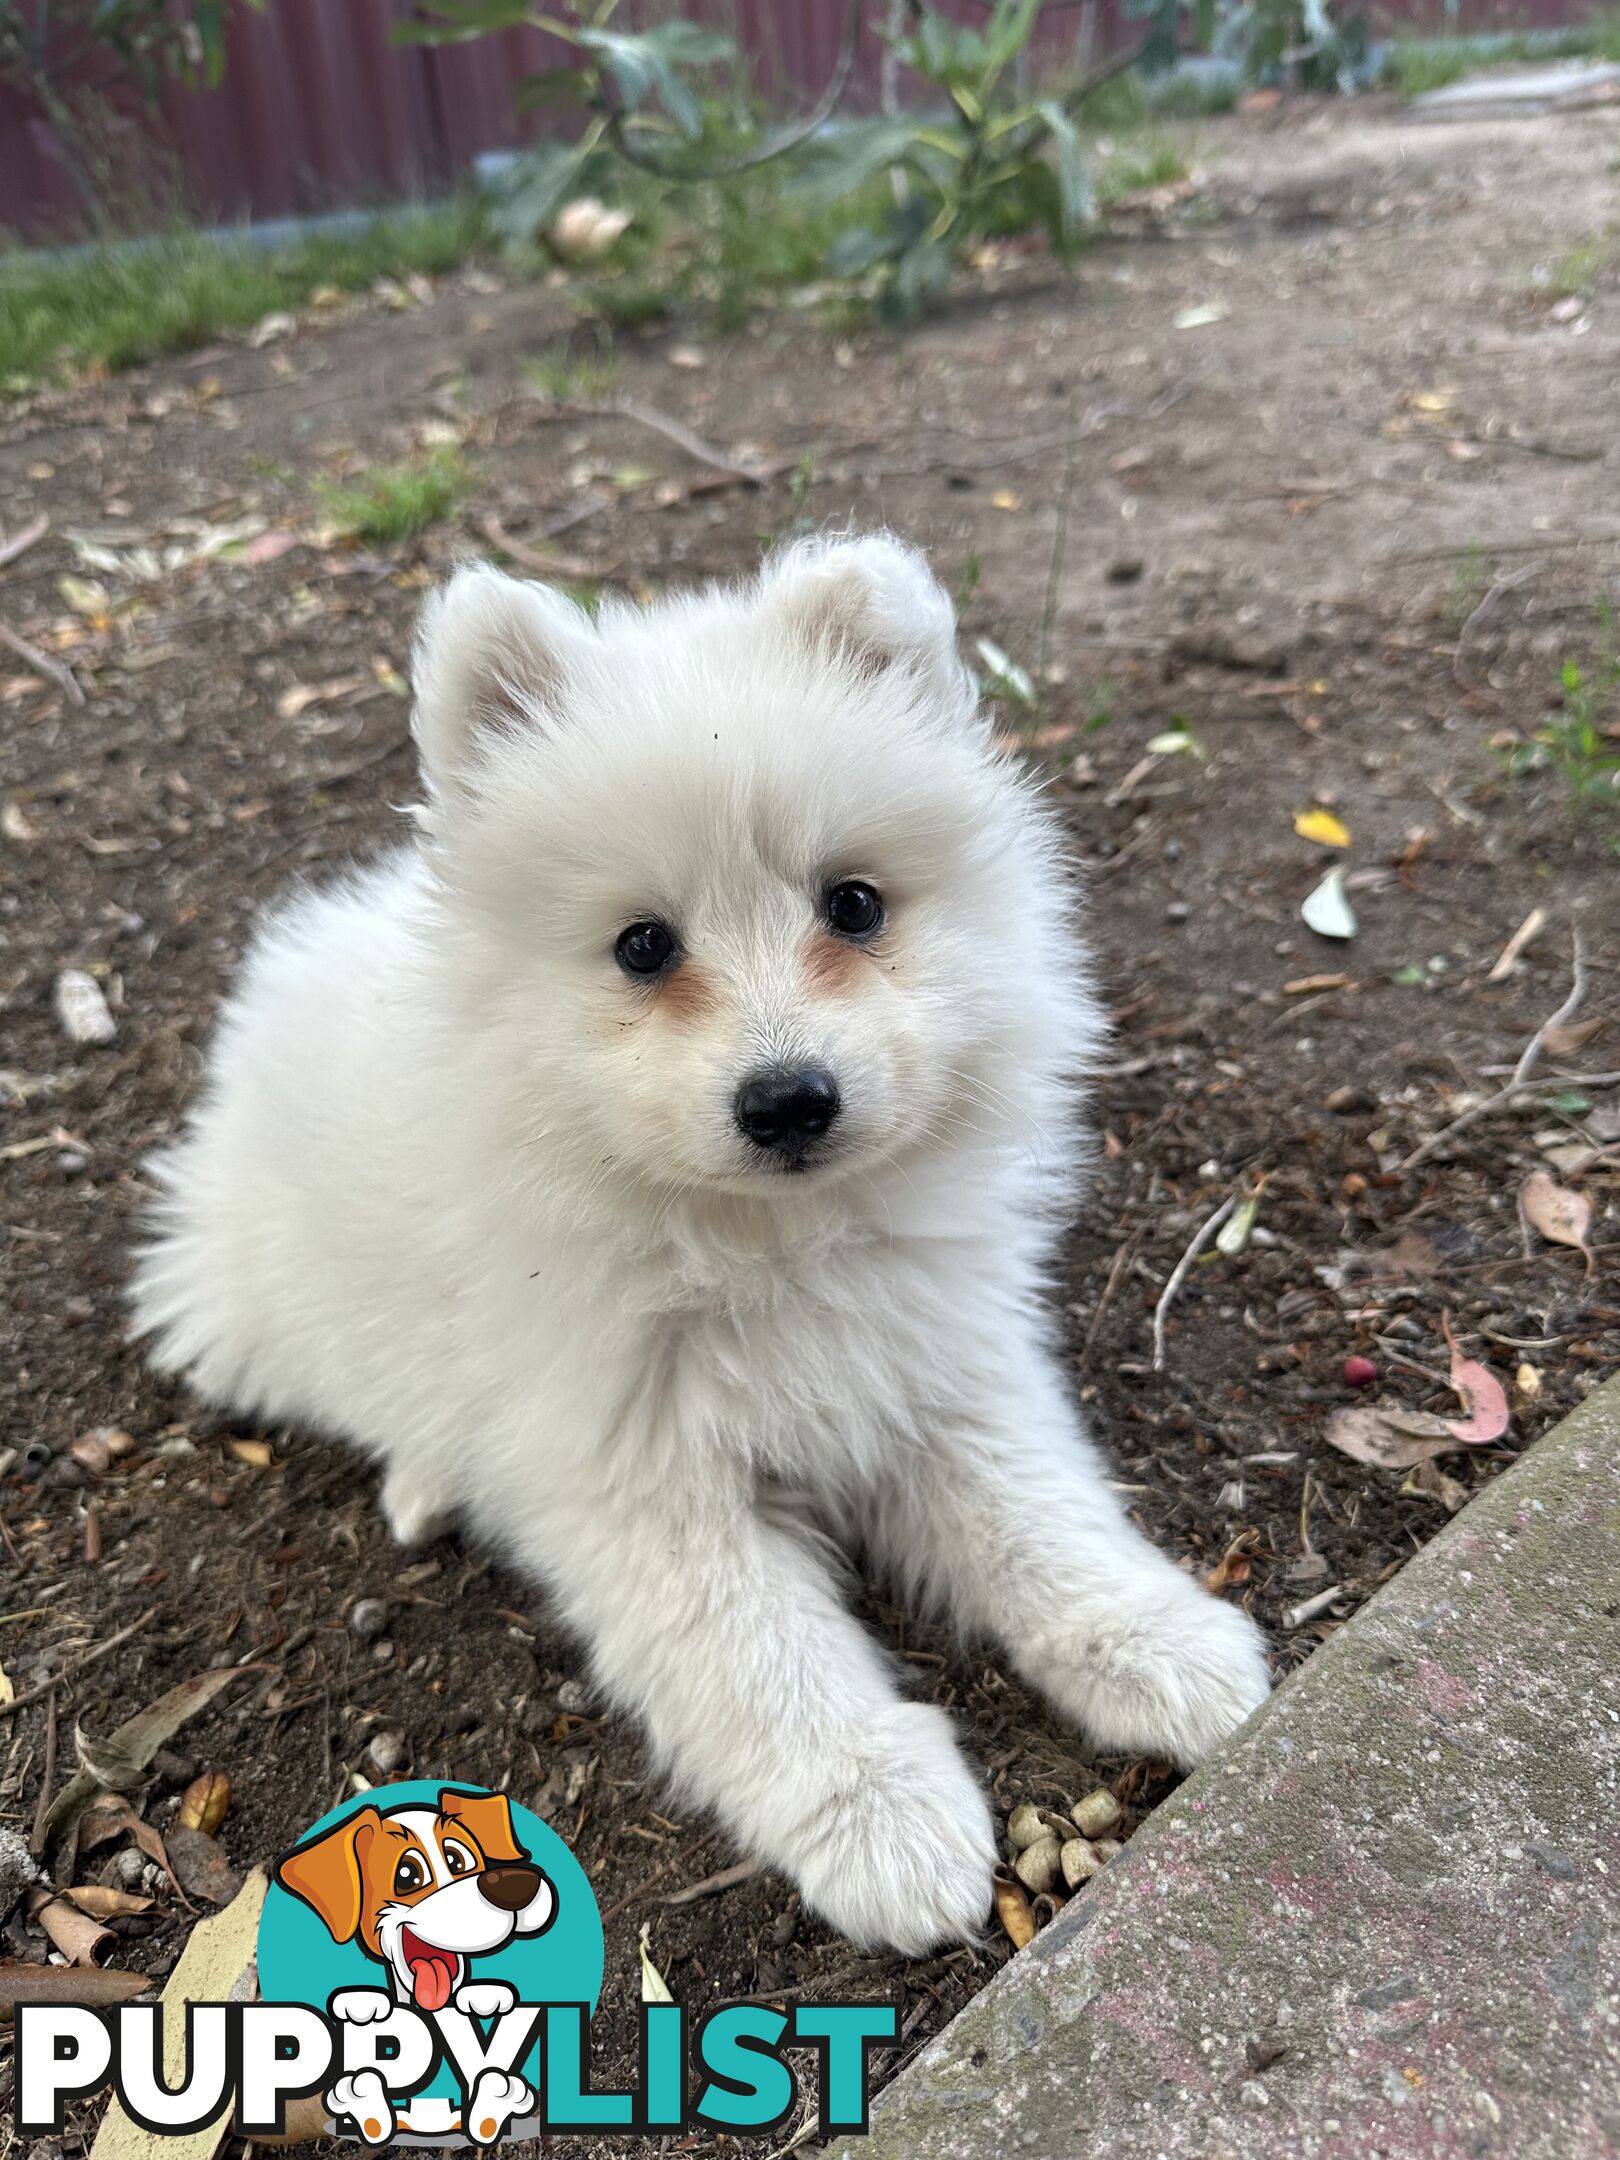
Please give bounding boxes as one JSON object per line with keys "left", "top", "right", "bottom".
{"left": 1294, "top": 807, "right": 1351, "bottom": 848}
{"left": 28, "top": 1885, "right": 111, "bottom": 1965}
{"left": 1284, "top": 973, "right": 1356, "bottom": 994}
{"left": 43, "top": 1665, "right": 247, "bottom": 1849}
{"left": 638, "top": 1920, "right": 675, "bottom": 2005}
{"left": 178, "top": 1770, "right": 231, "bottom": 1837}
{"left": 1403, "top": 1458, "right": 1469, "bottom": 1513}
{"left": 991, "top": 489, "right": 1022, "bottom": 512}
{"left": 166, "top": 1826, "right": 243, "bottom": 1906}
{"left": 0, "top": 1961, "right": 152, "bottom": 2022}
{"left": 1542, "top": 1016, "right": 1605, "bottom": 1057}
{"left": 1301, "top": 865, "right": 1356, "bottom": 940}
{"left": 1324, "top": 1403, "right": 1459, "bottom": 1470}
{"left": 1519, "top": 1169, "right": 1595, "bottom": 1276}
{"left": 88, "top": 1869, "right": 268, "bottom": 2160}
{"left": 63, "top": 1886, "right": 154, "bottom": 1919}
{"left": 993, "top": 1868, "right": 1037, "bottom": 1951}
{"left": 1440, "top": 1314, "right": 1511, "bottom": 1446}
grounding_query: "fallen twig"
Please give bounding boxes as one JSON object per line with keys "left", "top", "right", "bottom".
{"left": 477, "top": 513, "right": 617, "bottom": 583}
{"left": 660, "top": 1858, "right": 761, "bottom": 1907}
{"left": 0, "top": 1606, "right": 155, "bottom": 1721}
{"left": 0, "top": 514, "right": 48, "bottom": 571}
{"left": 1512, "top": 927, "right": 1587, "bottom": 1088}
{"left": 1402, "top": 937, "right": 1595, "bottom": 1170}
{"left": 1151, "top": 1194, "right": 1238, "bottom": 1373}
{"left": 0, "top": 620, "right": 83, "bottom": 705}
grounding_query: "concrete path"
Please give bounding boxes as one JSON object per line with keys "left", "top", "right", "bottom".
{"left": 840, "top": 1376, "right": 1620, "bottom": 2160}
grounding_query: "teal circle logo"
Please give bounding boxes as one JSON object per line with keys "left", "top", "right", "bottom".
{"left": 259, "top": 1782, "right": 602, "bottom": 2142}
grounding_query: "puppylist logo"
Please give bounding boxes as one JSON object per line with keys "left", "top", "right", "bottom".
{"left": 16, "top": 1781, "right": 898, "bottom": 2147}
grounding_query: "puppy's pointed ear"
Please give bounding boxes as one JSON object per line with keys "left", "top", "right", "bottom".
{"left": 274, "top": 1805, "right": 381, "bottom": 1943}
{"left": 759, "top": 533, "right": 972, "bottom": 712}
{"left": 411, "top": 563, "right": 591, "bottom": 796}
{"left": 438, "top": 1787, "right": 529, "bottom": 1866}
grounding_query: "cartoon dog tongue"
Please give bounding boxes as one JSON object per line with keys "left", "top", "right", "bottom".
{"left": 404, "top": 1936, "right": 457, "bottom": 2011}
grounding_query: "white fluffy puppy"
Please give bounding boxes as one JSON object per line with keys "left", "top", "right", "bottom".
{"left": 131, "top": 534, "right": 1269, "bottom": 1955}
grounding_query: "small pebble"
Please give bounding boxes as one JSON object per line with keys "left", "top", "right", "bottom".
{"left": 1165, "top": 900, "right": 1190, "bottom": 925}
{"left": 53, "top": 968, "right": 116, "bottom": 1048}
{"left": 348, "top": 1598, "right": 389, "bottom": 1641}
{"left": 371, "top": 1639, "right": 395, "bottom": 1666}
{"left": 114, "top": 1847, "right": 147, "bottom": 1888}
{"left": 367, "top": 1731, "right": 407, "bottom": 1777}
{"left": 556, "top": 1677, "right": 589, "bottom": 1714}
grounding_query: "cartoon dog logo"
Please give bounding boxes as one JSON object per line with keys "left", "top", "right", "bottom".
{"left": 274, "top": 1787, "right": 556, "bottom": 2145}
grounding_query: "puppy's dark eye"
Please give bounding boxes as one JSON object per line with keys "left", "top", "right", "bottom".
{"left": 443, "top": 1841, "right": 477, "bottom": 1877}
{"left": 826, "top": 882, "right": 883, "bottom": 939}
{"left": 616, "top": 921, "right": 677, "bottom": 977}
{"left": 393, "top": 1853, "right": 428, "bottom": 1896}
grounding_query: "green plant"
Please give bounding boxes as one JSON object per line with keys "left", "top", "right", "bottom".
{"left": 315, "top": 448, "right": 468, "bottom": 546}
{"left": 1504, "top": 644, "right": 1620, "bottom": 823}
{"left": 0, "top": 2, "right": 262, "bottom": 230}
{"left": 800, "top": 0, "right": 1098, "bottom": 322}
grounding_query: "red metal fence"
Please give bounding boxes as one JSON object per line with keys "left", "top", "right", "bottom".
{"left": 0, "top": 0, "right": 1600, "bottom": 243}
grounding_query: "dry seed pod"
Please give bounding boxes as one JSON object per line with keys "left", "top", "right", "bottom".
{"left": 1071, "top": 1788, "right": 1122, "bottom": 1839}
{"left": 1006, "top": 1803, "right": 1047, "bottom": 1852}
{"left": 1060, "top": 1836, "right": 1102, "bottom": 1890}
{"left": 1094, "top": 1838, "right": 1125, "bottom": 1864}
{"left": 177, "top": 1770, "right": 231, "bottom": 1837}
{"left": 1029, "top": 1892, "right": 1064, "bottom": 1930}
{"left": 1012, "top": 1834, "right": 1063, "bottom": 1896}
{"left": 54, "top": 968, "right": 116, "bottom": 1048}
{"left": 992, "top": 1865, "right": 1036, "bottom": 1952}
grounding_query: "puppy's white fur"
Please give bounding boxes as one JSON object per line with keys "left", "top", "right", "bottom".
{"left": 130, "top": 535, "right": 1269, "bottom": 1956}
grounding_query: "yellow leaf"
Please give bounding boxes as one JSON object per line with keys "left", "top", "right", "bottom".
{"left": 1294, "top": 807, "right": 1351, "bottom": 848}
{"left": 638, "top": 1921, "right": 675, "bottom": 2005}
{"left": 991, "top": 489, "right": 1021, "bottom": 512}
{"left": 1409, "top": 389, "right": 1453, "bottom": 413}
{"left": 227, "top": 1438, "right": 280, "bottom": 1470}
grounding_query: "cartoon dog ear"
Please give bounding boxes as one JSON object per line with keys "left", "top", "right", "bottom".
{"left": 411, "top": 562, "right": 593, "bottom": 799}
{"left": 758, "top": 532, "right": 973, "bottom": 714}
{"left": 274, "top": 1806, "right": 382, "bottom": 1943}
{"left": 437, "top": 1788, "right": 530, "bottom": 1867}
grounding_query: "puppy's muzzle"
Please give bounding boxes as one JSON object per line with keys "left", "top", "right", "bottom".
{"left": 478, "top": 1863, "right": 542, "bottom": 1912}
{"left": 734, "top": 1066, "right": 841, "bottom": 1161}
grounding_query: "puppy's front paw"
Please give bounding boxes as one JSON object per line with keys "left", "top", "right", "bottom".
{"left": 329, "top": 1987, "right": 395, "bottom": 2025}
{"left": 1051, "top": 1588, "right": 1271, "bottom": 1769}
{"left": 465, "top": 2069, "right": 532, "bottom": 2148}
{"left": 327, "top": 2070, "right": 396, "bottom": 2147}
{"left": 785, "top": 1704, "right": 994, "bottom": 1958}
{"left": 381, "top": 1463, "right": 452, "bottom": 1549}
{"left": 454, "top": 1979, "right": 517, "bottom": 2020}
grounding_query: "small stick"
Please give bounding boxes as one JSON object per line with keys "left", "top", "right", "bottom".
{"left": 1151, "top": 1194, "right": 1237, "bottom": 1373}
{"left": 1282, "top": 1585, "right": 1344, "bottom": 1630}
{"left": 29, "top": 1686, "right": 59, "bottom": 1854}
{"left": 596, "top": 1859, "right": 676, "bottom": 1925}
{"left": 0, "top": 513, "right": 48, "bottom": 571}
{"left": 0, "top": 620, "right": 84, "bottom": 705}
{"left": 1402, "top": 936, "right": 1592, "bottom": 1170}
{"left": 0, "top": 1606, "right": 155, "bottom": 1720}
{"left": 477, "top": 514, "right": 615, "bottom": 583}
{"left": 659, "top": 1858, "right": 761, "bottom": 1907}
{"left": 1512, "top": 927, "right": 1587, "bottom": 1087}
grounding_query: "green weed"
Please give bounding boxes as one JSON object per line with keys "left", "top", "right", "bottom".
{"left": 315, "top": 447, "right": 468, "bottom": 546}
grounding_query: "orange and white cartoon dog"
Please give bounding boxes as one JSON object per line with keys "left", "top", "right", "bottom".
{"left": 275, "top": 1788, "right": 555, "bottom": 2146}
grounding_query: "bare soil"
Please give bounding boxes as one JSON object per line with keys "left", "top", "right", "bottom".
{"left": 2, "top": 92, "right": 1618, "bottom": 2159}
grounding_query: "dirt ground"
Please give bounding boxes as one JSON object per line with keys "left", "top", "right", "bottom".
{"left": 3, "top": 91, "right": 1619, "bottom": 2158}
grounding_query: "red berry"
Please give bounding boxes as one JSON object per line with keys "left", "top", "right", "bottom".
{"left": 1343, "top": 1355, "right": 1378, "bottom": 1388}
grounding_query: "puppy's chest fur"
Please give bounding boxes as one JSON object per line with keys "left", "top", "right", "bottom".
{"left": 601, "top": 1216, "right": 999, "bottom": 1479}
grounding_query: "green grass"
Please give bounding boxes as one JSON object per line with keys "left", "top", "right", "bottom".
{"left": 524, "top": 341, "right": 620, "bottom": 402}
{"left": 1546, "top": 227, "right": 1620, "bottom": 298}
{"left": 1384, "top": 16, "right": 1620, "bottom": 97}
{"left": 1096, "top": 137, "right": 1190, "bottom": 203}
{"left": 314, "top": 447, "right": 468, "bottom": 546}
{"left": 0, "top": 200, "right": 487, "bottom": 390}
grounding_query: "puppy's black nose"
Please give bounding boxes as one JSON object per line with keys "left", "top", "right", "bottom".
{"left": 478, "top": 1864, "right": 541, "bottom": 1912}
{"left": 735, "top": 1066, "right": 841, "bottom": 1156}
